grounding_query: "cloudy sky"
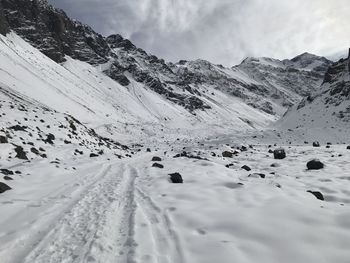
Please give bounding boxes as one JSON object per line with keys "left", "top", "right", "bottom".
{"left": 48, "top": 0, "right": 350, "bottom": 66}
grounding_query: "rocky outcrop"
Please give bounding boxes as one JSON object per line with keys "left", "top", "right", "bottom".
{"left": 0, "top": 1, "right": 9, "bottom": 35}
{"left": 1, "top": 0, "right": 109, "bottom": 63}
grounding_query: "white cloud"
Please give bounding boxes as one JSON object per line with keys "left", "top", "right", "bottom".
{"left": 49, "top": 0, "right": 350, "bottom": 65}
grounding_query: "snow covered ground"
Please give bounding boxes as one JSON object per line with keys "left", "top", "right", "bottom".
{"left": 1, "top": 31, "right": 350, "bottom": 263}
{"left": 1, "top": 141, "right": 350, "bottom": 263}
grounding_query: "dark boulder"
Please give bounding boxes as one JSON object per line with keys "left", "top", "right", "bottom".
{"left": 9, "top": 125, "right": 27, "bottom": 131}
{"left": 44, "top": 133, "right": 55, "bottom": 144}
{"left": 90, "top": 153, "right": 99, "bottom": 158}
{"left": 152, "top": 156, "right": 162, "bottom": 162}
{"left": 273, "top": 148, "right": 286, "bottom": 159}
{"left": 0, "top": 135, "right": 8, "bottom": 144}
{"left": 313, "top": 141, "right": 320, "bottom": 147}
{"left": 241, "top": 165, "right": 251, "bottom": 171}
{"left": 31, "top": 147, "right": 40, "bottom": 155}
{"left": 146, "top": 148, "right": 151, "bottom": 152}
{"left": 347, "top": 146, "right": 350, "bottom": 150}
{"left": 152, "top": 163, "right": 164, "bottom": 169}
{"left": 307, "top": 159, "right": 324, "bottom": 170}
{"left": 222, "top": 151, "right": 233, "bottom": 158}
{"left": 14, "top": 146, "right": 28, "bottom": 160}
{"left": 0, "top": 169, "right": 14, "bottom": 175}
{"left": 307, "top": 190, "right": 324, "bottom": 201}
{"left": 0, "top": 182, "right": 11, "bottom": 194}
{"left": 169, "top": 172, "right": 183, "bottom": 183}
{"left": 4, "top": 176, "right": 13, "bottom": 180}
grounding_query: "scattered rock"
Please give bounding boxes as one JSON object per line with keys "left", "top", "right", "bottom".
{"left": 222, "top": 151, "right": 233, "bottom": 158}
{"left": 225, "top": 164, "right": 234, "bottom": 168}
{"left": 0, "top": 169, "right": 14, "bottom": 175}
{"left": 270, "top": 163, "right": 280, "bottom": 168}
{"left": 0, "top": 135, "right": 8, "bottom": 144}
{"left": 307, "top": 159, "right": 324, "bottom": 170}
{"left": 241, "top": 165, "right": 251, "bottom": 171}
{"left": 44, "top": 133, "right": 55, "bottom": 144}
{"left": 307, "top": 190, "right": 324, "bottom": 201}
{"left": 313, "top": 141, "right": 320, "bottom": 147}
{"left": 0, "top": 182, "right": 11, "bottom": 194}
{"left": 169, "top": 172, "right": 183, "bottom": 183}
{"left": 4, "top": 176, "right": 13, "bottom": 180}
{"left": 14, "top": 146, "right": 28, "bottom": 160}
{"left": 9, "top": 125, "right": 27, "bottom": 131}
{"left": 273, "top": 148, "right": 286, "bottom": 159}
{"left": 152, "top": 156, "right": 162, "bottom": 162}
{"left": 152, "top": 163, "right": 164, "bottom": 169}
{"left": 249, "top": 173, "right": 266, "bottom": 179}
{"left": 30, "top": 147, "right": 40, "bottom": 155}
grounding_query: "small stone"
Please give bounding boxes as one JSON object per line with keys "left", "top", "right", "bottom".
{"left": 307, "top": 190, "right": 324, "bottom": 200}
{"left": 152, "top": 163, "right": 164, "bottom": 169}
{"left": 241, "top": 165, "right": 251, "bottom": 171}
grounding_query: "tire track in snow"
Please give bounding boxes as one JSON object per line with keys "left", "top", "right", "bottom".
{"left": 135, "top": 186, "right": 186, "bottom": 263}
{"left": 21, "top": 163, "right": 139, "bottom": 263}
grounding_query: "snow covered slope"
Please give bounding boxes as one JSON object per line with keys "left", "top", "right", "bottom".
{"left": 275, "top": 53, "right": 350, "bottom": 143}
{"left": 0, "top": 32, "right": 274, "bottom": 145}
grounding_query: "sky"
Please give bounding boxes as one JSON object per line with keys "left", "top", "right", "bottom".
{"left": 48, "top": 0, "right": 350, "bottom": 66}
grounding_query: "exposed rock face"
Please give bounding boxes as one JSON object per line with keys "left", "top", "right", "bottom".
{"left": 1, "top": 0, "right": 109, "bottom": 63}
{"left": 0, "top": 1, "right": 9, "bottom": 35}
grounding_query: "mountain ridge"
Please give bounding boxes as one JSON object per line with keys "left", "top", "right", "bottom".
{"left": 0, "top": 0, "right": 333, "bottom": 116}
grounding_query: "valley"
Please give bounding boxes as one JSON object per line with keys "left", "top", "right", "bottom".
{"left": 0, "top": 0, "right": 350, "bottom": 262}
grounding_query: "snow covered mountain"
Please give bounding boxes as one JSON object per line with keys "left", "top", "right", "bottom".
{"left": 0, "top": 0, "right": 332, "bottom": 120}
{"left": 274, "top": 50, "right": 350, "bottom": 142}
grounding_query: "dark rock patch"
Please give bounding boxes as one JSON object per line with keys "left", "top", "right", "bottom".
{"left": 222, "top": 151, "right": 233, "bottom": 158}
{"left": 9, "top": 125, "right": 27, "bottom": 131}
{"left": 307, "top": 190, "right": 324, "bottom": 201}
{"left": 0, "top": 135, "right": 8, "bottom": 143}
{"left": 249, "top": 173, "right": 266, "bottom": 179}
{"left": 273, "top": 148, "right": 286, "bottom": 159}
{"left": 152, "top": 156, "right": 162, "bottom": 162}
{"left": 0, "top": 169, "right": 14, "bottom": 175}
{"left": 169, "top": 172, "right": 183, "bottom": 183}
{"left": 307, "top": 159, "right": 324, "bottom": 170}
{"left": 0, "top": 182, "right": 11, "bottom": 194}
{"left": 152, "top": 163, "right": 164, "bottom": 169}
{"left": 313, "top": 141, "right": 320, "bottom": 147}
{"left": 4, "top": 176, "right": 13, "bottom": 180}
{"left": 14, "top": 146, "right": 28, "bottom": 160}
{"left": 44, "top": 133, "right": 55, "bottom": 144}
{"left": 241, "top": 165, "right": 251, "bottom": 171}
{"left": 30, "top": 147, "right": 40, "bottom": 155}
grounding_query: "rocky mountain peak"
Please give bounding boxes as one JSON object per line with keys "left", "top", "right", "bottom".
{"left": 1, "top": 0, "right": 109, "bottom": 63}
{"left": 106, "top": 34, "right": 136, "bottom": 51}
